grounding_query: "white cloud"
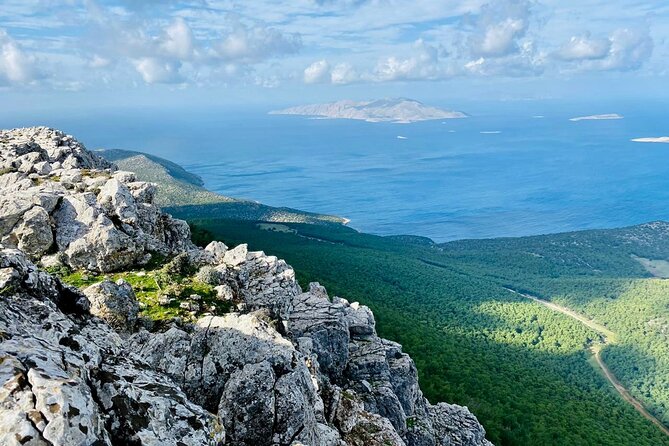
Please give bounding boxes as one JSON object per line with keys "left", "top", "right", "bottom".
{"left": 0, "top": 28, "right": 37, "bottom": 84}
{"left": 301, "top": 59, "right": 358, "bottom": 84}
{"left": 160, "top": 18, "right": 196, "bottom": 60}
{"left": 373, "top": 39, "right": 446, "bottom": 81}
{"left": 0, "top": 0, "right": 663, "bottom": 91}
{"left": 330, "top": 62, "right": 358, "bottom": 84}
{"left": 468, "top": 0, "right": 530, "bottom": 57}
{"left": 304, "top": 59, "right": 330, "bottom": 83}
{"left": 602, "top": 28, "right": 653, "bottom": 70}
{"left": 464, "top": 40, "right": 544, "bottom": 76}
{"left": 555, "top": 34, "right": 611, "bottom": 61}
{"left": 214, "top": 21, "right": 301, "bottom": 63}
{"left": 83, "top": 8, "right": 302, "bottom": 85}
{"left": 555, "top": 28, "right": 653, "bottom": 71}
{"left": 89, "top": 54, "right": 111, "bottom": 68}
{"left": 133, "top": 57, "right": 183, "bottom": 84}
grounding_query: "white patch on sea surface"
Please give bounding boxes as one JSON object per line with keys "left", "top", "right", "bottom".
{"left": 480, "top": 131, "right": 501, "bottom": 134}
{"left": 631, "top": 137, "right": 669, "bottom": 144}
{"left": 397, "top": 135, "right": 408, "bottom": 140}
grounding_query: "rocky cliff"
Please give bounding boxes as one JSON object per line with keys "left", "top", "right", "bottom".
{"left": 0, "top": 127, "right": 492, "bottom": 446}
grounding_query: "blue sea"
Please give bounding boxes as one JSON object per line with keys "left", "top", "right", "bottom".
{"left": 4, "top": 100, "right": 669, "bottom": 242}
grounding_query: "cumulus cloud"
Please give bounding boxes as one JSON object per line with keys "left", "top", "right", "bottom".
{"left": 214, "top": 21, "right": 301, "bottom": 63}
{"left": 160, "top": 18, "right": 196, "bottom": 60}
{"left": 0, "top": 29, "right": 38, "bottom": 85}
{"left": 467, "top": 0, "right": 530, "bottom": 58}
{"left": 302, "top": 59, "right": 358, "bottom": 84}
{"left": 133, "top": 57, "right": 184, "bottom": 84}
{"left": 555, "top": 28, "right": 653, "bottom": 71}
{"left": 602, "top": 28, "right": 653, "bottom": 70}
{"left": 304, "top": 59, "right": 330, "bottom": 83}
{"left": 464, "top": 40, "right": 544, "bottom": 76}
{"left": 373, "top": 39, "right": 447, "bottom": 81}
{"left": 330, "top": 62, "right": 358, "bottom": 84}
{"left": 555, "top": 34, "right": 611, "bottom": 61}
{"left": 82, "top": 7, "right": 303, "bottom": 85}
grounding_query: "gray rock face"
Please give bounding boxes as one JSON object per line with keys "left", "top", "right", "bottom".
{"left": 130, "top": 312, "right": 333, "bottom": 446}
{"left": 429, "top": 403, "right": 493, "bottom": 446}
{"left": 289, "top": 283, "right": 350, "bottom": 379}
{"left": 0, "top": 127, "right": 492, "bottom": 446}
{"left": 0, "top": 127, "right": 195, "bottom": 272}
{"left": 0, "top": 248, "right": 224, "bottom": 446}
{"left": 83, "top": 279, "right": 140, "bottom": 332}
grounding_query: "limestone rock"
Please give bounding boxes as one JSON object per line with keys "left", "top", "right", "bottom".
{"left": 83, "top": 279, "right": 140, "bottom": 332}
{"left": 205, "top": 240, "right": 228, "bottom": 263}
{"left": 429, "top": 403, "right": 493, "bottom": 446}
{"left": 289, "top": 283, "right": 350, "bottom": 379}
{"left": 0, "top": 248, "right": 223, "bottom": 445}
{"left": 14, "top": 206, "right": 54, "bottom": 258}
{"left": 0, "top": 127, "right": 195, "bottom": 272}
{"left": 223, "top": 243, "right": 248, "bottom": 266}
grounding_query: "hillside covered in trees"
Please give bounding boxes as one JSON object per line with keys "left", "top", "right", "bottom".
{"left": 180, "top": 216, "right": 669, "bottom": 446}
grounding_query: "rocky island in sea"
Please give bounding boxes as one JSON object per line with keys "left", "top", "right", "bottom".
{"left": 569, "top": 113, "right": 624, "bottom": 121}
{"left": 0, "top": 127, "right": 490, "bottom": 446}
{"left": 270, "top": 98, "right": 468, "bottom": 123}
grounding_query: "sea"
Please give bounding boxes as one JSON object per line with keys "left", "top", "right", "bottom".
{"left": 4, "top": 99, "right": 669, "bottom": 242}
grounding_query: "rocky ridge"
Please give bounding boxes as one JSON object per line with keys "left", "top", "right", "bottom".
{"left": 0, "top": 127, "right": 492, "bottom": 446}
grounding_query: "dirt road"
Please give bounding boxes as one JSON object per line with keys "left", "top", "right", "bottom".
{"left": 506, "top": 288, "right": 669, "bottom": 437}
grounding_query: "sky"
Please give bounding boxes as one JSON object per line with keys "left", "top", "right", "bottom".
{"left": 1, "top": 0, "right": 668, "bottom": 109}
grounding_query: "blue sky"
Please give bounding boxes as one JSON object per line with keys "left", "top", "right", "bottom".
{"left": 1, "top": 0, "right": 668, "bottom": 107}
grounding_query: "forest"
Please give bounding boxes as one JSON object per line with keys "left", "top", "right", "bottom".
{"left": 182, "top": 216, "right": 669, "bottom": 446}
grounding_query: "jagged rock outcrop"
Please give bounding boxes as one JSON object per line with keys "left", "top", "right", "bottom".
{"left": 0, "top": 127, "right": 194, "bottom": 272}
{"left": 0, "top": 127, "right": 492, "bottom": 446}
{"left": 0, "top": 248, "right": 224, "bottom": 446}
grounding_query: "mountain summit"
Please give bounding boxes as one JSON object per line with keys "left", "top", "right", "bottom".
{"left": 270, "top": 98, "right": 468, "bottom": 123}
{"left": 0, "top": 127, "right": 490, "bottom": 446}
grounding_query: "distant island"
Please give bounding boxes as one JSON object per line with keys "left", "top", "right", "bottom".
{"left": 270, "top": 98, "right": 468, "bottom": 123}
{"left": 631, "top": 137, "right": 669, "bottom": 144}
{"left": 569, "top": 113, "right": 624, "bottom": 121}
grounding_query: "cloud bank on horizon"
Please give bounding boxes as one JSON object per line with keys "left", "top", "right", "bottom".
{"left": 0, "top": 0, "right": 666, "bottom": 95}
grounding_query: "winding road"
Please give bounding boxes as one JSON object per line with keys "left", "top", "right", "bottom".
{"left": 505, "top": 288, "right": 669, "bottom": 437}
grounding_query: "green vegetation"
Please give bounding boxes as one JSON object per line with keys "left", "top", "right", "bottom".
{"left": 97, "top": 149, "right": 346, "bottom": 224}
{"left": 99, "top": 148, "right": 207, "bottom": 186}
{"left": 102, "top": 149, "right": 669, "bottom": 444}
{"left": 52, "top": 253, "right": 232, "bottom": 323}
{"left": 98, "top": 149, "right": 230, "bottom": 206}
{"left": 182, "top": 217, "right": 669, "bottom": 446}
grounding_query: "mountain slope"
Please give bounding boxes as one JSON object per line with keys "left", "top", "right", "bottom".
{"left": 0, "top": 126, "right": 491, "bottom": 446}
{"left": 82, "top": 134, "right": 669, "bottom": 445}
{"left": 97, "top": 148, "right": 348, "bottom": 225}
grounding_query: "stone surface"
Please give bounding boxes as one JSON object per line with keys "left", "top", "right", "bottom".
{"left": 83, "top": 279, "right": 140, "bottom": 332}
{"left": 0, "top": 248, "right": 224, "bottom": 446}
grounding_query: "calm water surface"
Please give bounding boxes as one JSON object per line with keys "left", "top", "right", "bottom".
{"left": 4, "top": 101, "right": 669, "bottom": 242}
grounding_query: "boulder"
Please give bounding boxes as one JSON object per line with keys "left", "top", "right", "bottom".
{"left": 14, "top": 206, "right": 54, "bottom": 258}
{"left": 83, "top": 279, "right": 140, "bottom": 332}
{"left": 205, "top": 240, "right": 228, "bottom": 263}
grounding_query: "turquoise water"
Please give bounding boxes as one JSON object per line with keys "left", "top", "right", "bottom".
{"left": 4, "top": 100, "right": 669, "bottom": 242}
